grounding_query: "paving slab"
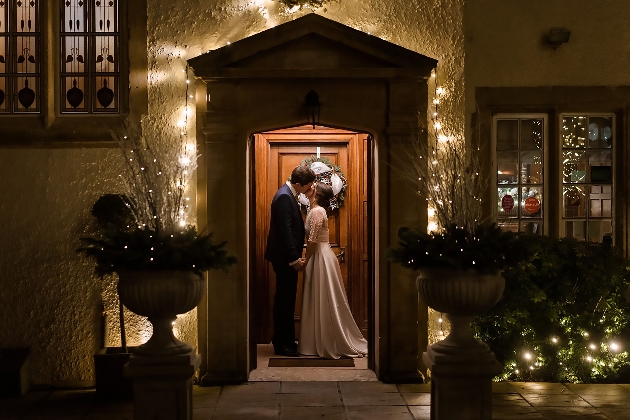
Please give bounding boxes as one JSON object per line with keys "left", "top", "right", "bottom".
{"left": 4, "top": 381, "right": 630, "bottom": 419}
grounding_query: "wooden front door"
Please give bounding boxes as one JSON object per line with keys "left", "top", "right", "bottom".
{"left": 253, "top": 126, "right": 368, "bottom": 348}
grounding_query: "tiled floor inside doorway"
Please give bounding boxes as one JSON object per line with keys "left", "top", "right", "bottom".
{"left": 249, "top": 344, "right": 378, "bottom": 382}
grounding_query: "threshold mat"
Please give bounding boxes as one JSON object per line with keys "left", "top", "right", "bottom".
{"left": 268, "top": 356, "right": 355, "bottom": 367}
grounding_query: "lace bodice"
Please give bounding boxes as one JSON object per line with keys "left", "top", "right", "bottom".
{"left": 305, "top": 206, "right": 329, "bottom": 243}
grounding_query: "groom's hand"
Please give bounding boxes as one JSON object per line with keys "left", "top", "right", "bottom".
{"left": 293, "top": 258, "right": 305, "bottom": 271}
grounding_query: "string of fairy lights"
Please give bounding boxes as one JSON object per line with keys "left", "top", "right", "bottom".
{"left": 179, "top": 64, "right": 194, "bottom": 227}
{"left": 428, "top": 67, "right": 445, "bottom": 342}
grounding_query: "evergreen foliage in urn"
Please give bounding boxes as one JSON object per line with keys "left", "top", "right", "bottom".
{"left": 389, "top": 223, "right": 521, "bottom": 276}
{"left": 77, "top": 128, "right": 237, "bottom": 278}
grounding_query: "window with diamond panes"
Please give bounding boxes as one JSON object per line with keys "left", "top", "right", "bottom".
{"left": 0, "top": 0, "right": 40, "bottom": 113}
{"left": 496, "top": 117, "right": 544, "bottom": 235}
{"left": 561, "top": 115, "right": 614, "bottom": 243}
{"left": 61, "top": 0, "right": 118, "bottom": 113}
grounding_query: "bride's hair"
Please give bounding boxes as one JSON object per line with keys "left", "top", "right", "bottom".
{"left": 315, "top": 183, "right": 334, "bottom": 209}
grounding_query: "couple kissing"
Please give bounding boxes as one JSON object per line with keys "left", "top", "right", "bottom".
{"left": 265, "top": 165, "right": 367, "bottom": 359}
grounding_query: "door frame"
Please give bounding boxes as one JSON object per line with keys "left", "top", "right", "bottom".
{"left": 248, "top": 125, "right": 375, "bottom": 372}
{"left": 191, "top": 13, "right": 434, "bottom": 385}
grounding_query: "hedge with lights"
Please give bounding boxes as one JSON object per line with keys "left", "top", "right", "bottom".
{"left": 472, "top": 235, "right": 630, "bottom": 383}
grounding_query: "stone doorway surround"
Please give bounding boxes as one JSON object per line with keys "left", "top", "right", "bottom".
{"left": 188, "top": 13, "right": 437, "bottom": 384}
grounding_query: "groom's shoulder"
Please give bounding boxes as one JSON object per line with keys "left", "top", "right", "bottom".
{"left": 274, "top": 184, "right": 287, "bottom": 195}
{"left": 272, "top": 185, "right": 290, "bottom": 201}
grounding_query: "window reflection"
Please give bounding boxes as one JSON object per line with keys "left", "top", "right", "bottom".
{"left": 561, "top": 115, "right": 614, "bottom": 243}
{"left": 496, "top": 117, "right": 544, "bottom": 234}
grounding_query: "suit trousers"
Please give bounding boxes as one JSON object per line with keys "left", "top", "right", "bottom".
{"left": 271, "top": 261, "right": 298, "bottom": 350}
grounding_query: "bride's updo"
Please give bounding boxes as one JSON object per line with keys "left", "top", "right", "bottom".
{"left": 315, "top": 183, "right": 335, "bottom": 209}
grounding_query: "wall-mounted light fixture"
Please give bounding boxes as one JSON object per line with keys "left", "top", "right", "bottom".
{"left": 304, "top": 90, "right": 320, "bottom": 129}
{"left": 546, "top": 27, "right": 571, "bottom": 49}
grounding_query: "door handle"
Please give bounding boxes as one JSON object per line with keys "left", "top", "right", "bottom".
{"left": 336, "top": 247, "right": 346, "bottom": 263}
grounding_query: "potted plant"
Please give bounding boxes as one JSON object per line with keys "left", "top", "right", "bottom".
{"left": 78, "top": 125, "right": 237, "bottom": 392}
{"left": 387, "top": 118, "right": 526, "bottom": 340}
{"left": 386, "top": 101, "right": 535, "bottom": 417}
{"left": 88, "top": 193, "right": 135, "bottom": 399}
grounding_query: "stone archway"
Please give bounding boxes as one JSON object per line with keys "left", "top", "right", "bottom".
{"left": 188, "top": 13, "right": 436, "bottom": 384}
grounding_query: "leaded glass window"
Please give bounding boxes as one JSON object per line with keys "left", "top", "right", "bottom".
{"left": 561, "top": 115, "right": 614, "bottom": 243}
{"left": 0, "top": 0, "right": 41, "bottom": 113}
{"left": 495, "top": 116, "right": 545, "bottom": 235}
{"left": 61, "top": 0, "right": 119, "bottom": 113}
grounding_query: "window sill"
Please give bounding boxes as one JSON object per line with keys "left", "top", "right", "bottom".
{"left": 0, "top": 114, "right": 132, "bottom": 147}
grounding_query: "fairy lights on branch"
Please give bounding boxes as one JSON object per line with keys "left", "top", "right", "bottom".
{"left": 118, "top": 64, "right": 197, "bottom": 235}
{"left": 391, "top": 66, "right": 486, "bottom": 235}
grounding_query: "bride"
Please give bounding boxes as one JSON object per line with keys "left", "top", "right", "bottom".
{"left": 298, "top": 182, "right": 368, "bottom": 359}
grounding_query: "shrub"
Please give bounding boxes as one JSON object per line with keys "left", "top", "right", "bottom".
{"left": 473, "top": 235, "right": 630, "bottom": 383}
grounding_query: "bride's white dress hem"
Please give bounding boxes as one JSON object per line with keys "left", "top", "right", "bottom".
{"left": 298, "top": 206, "right": 368, "bottom": 360}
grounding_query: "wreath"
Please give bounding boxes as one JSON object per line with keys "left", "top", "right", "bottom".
{"left": 299, "top": 155, "right": 347, "bottom": 210}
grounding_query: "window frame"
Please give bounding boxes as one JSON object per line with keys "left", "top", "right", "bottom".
{"left": 558, "top": 112, "right": 616, "bottom": 244}
{"left": 492, "top": 113, "right": 549, "bottom": 236}
{"left": 0, "top": 0, "right": 147, "bottom": 146}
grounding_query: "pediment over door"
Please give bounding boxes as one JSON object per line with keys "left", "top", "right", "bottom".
{"left": 188, "top": 14, "right": 436, "bottom": 79}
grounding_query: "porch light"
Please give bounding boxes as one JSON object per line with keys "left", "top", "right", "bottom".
{"left": 304, "top": 90, "right": 321, "bottom": 129}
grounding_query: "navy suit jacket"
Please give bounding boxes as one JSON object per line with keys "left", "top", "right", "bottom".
{"left": 264, "top": 184, "right": 305, "bottom": 265}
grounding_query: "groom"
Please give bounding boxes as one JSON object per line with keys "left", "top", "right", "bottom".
{"left": 265, "top": 165, "right": 316, "bottom": 357}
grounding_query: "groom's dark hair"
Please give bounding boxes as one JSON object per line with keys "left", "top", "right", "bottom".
{"left": 290, "top": 165, "right": 316, "bottom": 186}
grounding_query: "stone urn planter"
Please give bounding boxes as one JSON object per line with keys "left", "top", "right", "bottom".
{"left": 117, "top": 270, "right": 204, "bottom": 356}
{"left": 418, "top": 268, "right": 505, "bottom": 420}
{"left": 418, "top": 268, "right": 505, "bottom": 362}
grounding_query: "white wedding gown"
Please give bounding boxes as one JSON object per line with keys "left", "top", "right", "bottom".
{"left": 298, "top": 206, "right": 368, "bottom": 359}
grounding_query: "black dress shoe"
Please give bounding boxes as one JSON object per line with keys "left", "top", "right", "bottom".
{"left": 275, "top": 345, "right": 300, "bottom": 357}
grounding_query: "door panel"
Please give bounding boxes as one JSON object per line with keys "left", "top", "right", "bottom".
{"left": 268, "top": 145, "right": 348, "bottom": 340}
{"left": 254, "top": 126, "right": 367, "bottom": 344}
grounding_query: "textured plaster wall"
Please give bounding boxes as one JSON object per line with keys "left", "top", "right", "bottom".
{"left": 0, "top": 149, "right": 120, "bottom": 386}
{"left": 0, "top": 0, "right": 464, "bottom": 386}
{"left": 465, "top": 0, "right": 630, "bottom": 114}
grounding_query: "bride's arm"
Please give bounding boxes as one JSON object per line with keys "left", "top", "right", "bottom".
{"left": 304, "top": 240, "right": 317, "bottom": 267}
{"left": 303, "top": 208, "right": 325, "bottom": 266}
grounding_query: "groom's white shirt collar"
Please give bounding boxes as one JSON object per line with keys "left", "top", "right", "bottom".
{"left": 286, "top": 181, "right": 297, "bottom": 197}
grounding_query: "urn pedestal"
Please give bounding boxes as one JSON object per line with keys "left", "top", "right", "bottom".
{"left": 118, "top": 270, "right": 204, "bottom": 420}
{"left": 418, "top": 269, "right": 504, "bottom": 420}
